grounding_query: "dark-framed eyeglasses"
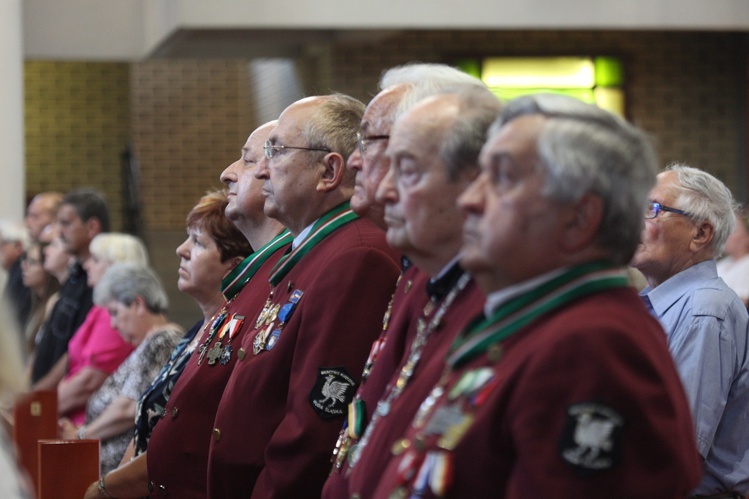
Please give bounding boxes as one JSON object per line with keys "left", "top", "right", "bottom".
{"left": 645, "top": 201, "right": 693, "bottom": 220}
{"left": 263, "top": 140, "right": 331, "bottom": 159}
{"left": 357, "top": 131, "right": 389, "bottom": 156}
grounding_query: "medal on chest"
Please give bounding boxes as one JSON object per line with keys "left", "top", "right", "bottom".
{"left": 252, "top": 288, "right": 303, "bottom": 355}
{"left": 196, "top": 309, "right": 229, "bottom": 365}
{"left": 349, "top": 274, "right": 471, "bottom": 471}
{"left": 390, "top": 366, "right": 498, "bottom": 498}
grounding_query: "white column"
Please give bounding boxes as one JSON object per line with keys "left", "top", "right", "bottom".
{"left": 0, "top": 0, "right": 25, "bottom": 221}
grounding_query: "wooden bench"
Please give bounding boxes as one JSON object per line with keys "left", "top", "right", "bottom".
{"left": 12, "top": 390, "right": 57, "bottom": 494}
{"left": 37, "top": 439, "right": 99, "bottom": 499}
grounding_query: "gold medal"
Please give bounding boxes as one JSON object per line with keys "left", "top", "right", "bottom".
{"left": 391, "top": 438, "right": 411, "bottom": 456}
{"left": 267, "top": 303, "right": 280, "bottom": 324}
{"left": 437, "top": 414, "right": 474, "bottom": 451}
{"left": 255, "top": 299, "right": 272, "bottom": 329}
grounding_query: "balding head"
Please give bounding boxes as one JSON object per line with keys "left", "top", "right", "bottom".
{"left": 25, "top": 191, "right": 64, "bottom": 241}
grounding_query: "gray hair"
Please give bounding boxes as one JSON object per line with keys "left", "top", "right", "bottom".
{"left": 438, "top": 88, "right": 503, "bottom": 181}
{"left": 301, "top": 93, "right": 365, "bottom": 161}
{"left": 666, "top": 163, "right": 737, "bottom": 255}
{"left": 493, "top": 93, "right": 658, "bottom": 265}
{"left": 0, "top": 221, "right": 30, "bottom": 250}
{"left": 378, "top": 63, "right": 490, "bottom": 125}
{"left": 89, "top": 233, "right": 149, "bottom": 266}
{"left": 94, "top": 262, "right": 168, "bottom": 314}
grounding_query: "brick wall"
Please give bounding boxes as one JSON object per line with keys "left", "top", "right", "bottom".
{"left": 23, "top": 30, "right": 749, "bottom": 325}
{"left": 25, "top": 61, "right": 130, "bottom": 229}
{"left": 131, "top": 59, "right": 256, "bottom": 231}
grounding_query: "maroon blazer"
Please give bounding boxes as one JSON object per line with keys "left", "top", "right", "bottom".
{"left": 207, "top": 217, "right": 401, "bottom": 498}
{"left": 372, "top": 287, "right": 702, "bottom": 499}
{"left": 347, "top": 280, "right": 484, "bottom": 499}
{"left": 146, "top": 245, "right": 289, "bottom": 498}
{"left": 322, "top": 265, "right": 430, "bottom": 499}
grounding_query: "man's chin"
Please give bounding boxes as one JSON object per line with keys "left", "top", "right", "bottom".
{"left": 350, "top": 197, "right": 368, "bottom": 217}
{"left": 385, "top": 230, "right": 408, "bottom": 252}
{"left": 224, "top": 207, "right": 240, "bottom": 222}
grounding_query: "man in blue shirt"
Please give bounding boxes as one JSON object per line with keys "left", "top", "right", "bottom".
{"left": 632, "top": 163, "right": 749, "bottom": 497}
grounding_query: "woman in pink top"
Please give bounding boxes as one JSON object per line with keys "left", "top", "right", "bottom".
{"left": 56, "top": 233, "right": 149, "bottom": 424}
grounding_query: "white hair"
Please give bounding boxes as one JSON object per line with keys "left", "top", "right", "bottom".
{"left": 89, "top": 233, "right": 149, "bottom": 266}
{"left": 378, "top": 63, "right": 491, "bottom": 124}
{"left": 667, "top": 163, "right": 737, "bottom": 256}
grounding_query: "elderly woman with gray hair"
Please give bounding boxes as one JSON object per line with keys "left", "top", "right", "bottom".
{"left": 59, "top": 263, "right": 183, "bottom": 474}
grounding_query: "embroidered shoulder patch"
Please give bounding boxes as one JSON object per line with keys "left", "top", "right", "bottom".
{"left": 558, "top": 401, "right": 624, "bottom": 475}
{"left": 309, "top": 367, "right": 358, "bottom": 420}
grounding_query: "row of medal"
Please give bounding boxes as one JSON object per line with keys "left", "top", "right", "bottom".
{"left": 390, "top": 366, "right": 497, "bottom": 498}
{"left": 252, "top": 289, "right": 304, "bottom": 355}
{"left": 196, "top": 310, "right": 245, "bottom": 366}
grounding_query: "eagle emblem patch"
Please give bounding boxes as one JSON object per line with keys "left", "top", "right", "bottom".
{"left": 559, "top": 402, "right": 624, "bottom": 475}
{"left": 309, "top": 367, "right": 358, "bottom": 420}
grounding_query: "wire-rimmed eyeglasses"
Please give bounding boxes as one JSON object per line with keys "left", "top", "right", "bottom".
{"left": 263, "top": 140, "right": 330, "bottom": 159}
{"left": 645, "top": 201, "right": 693, "bottom": 220}
{"left": 357, "top": 131, "right": 389, "bottom": 156}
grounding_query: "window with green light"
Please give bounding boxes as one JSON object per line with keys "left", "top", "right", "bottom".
{"left": 458, "top": 57, "right": 625, "bottom": 116}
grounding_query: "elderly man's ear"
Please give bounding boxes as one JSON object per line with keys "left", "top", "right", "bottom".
{"left": 559, "top": 193, "right": 604, "bottom": 253}
{"left": 316, "top": 153, "right": 347, "bottom": 193}
{"left": 689, "top": 222, "right": 715, "bottom": 254}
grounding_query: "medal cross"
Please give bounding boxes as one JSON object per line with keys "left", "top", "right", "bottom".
{"left": 207, "top": 342, "right": 223, "bottom": 365}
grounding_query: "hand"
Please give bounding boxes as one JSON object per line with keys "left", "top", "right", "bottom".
{"left": 58, "top": 417, "right": 78, "bottom": 439}
{"left": 83, "top": 480, "right": 100, "bottom": 499}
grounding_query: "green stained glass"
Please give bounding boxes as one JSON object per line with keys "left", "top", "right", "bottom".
{"left": 457, "top": 59, "right": 482, "bottom": 79}
{"left": 461, "top": 56, "right": 626, "bottom": 116}
{"left": 594, "top": 57, "right": 624, "bottom": 87}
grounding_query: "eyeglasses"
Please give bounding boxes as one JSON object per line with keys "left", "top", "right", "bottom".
{"left": 263, "top": 140, "right": 330, "bottom": 159}
{"left": 645, "top": 201, "right": 693, "bottom": 220}
{"left": 357, "top": 131, "right": 389, "bottom": 156}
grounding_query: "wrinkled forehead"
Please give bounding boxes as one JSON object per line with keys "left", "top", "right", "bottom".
{"left": 650, "top": 171, "right": 681, "bottom": 202}
{"left": 362, "top": 85, "right": 407, "bottom": 134}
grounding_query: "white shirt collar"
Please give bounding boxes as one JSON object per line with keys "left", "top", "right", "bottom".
{"left": 483, "top": 266, "right": 569, "bottom": 317}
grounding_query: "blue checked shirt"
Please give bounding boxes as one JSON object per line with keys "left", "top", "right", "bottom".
{"left": 642, "top": 259, "right": 749, "bottom": 495}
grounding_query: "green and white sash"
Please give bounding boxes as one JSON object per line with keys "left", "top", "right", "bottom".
{"left": 222, "top": 230, "right": 294, "bottom": 300}
{"left": 268, "top": 202, "right": 358, "bottom": 287}
{"left": 448, "top": 262, "right": 629, "bottom": 369}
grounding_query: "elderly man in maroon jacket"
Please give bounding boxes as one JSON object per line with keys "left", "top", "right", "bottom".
{"left": 207, "top": 94, "right": 401, "bottom": 498}
{"left": 144, "top": 121, "right": 291, "bottom": 498}
{"left": 323, "top": 64, "right": 492, "bottom": 499}
{"left": 373, "top": 94, "right": 702, "bottom": 498}
{"left": 330, "top": 87, "right": 502, "bottom": 499}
